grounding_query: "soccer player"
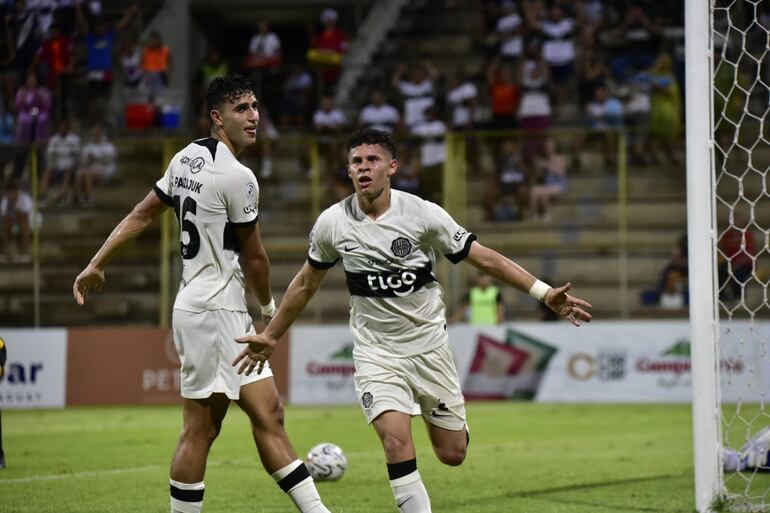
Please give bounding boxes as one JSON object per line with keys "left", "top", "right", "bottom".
{"left": 233, "top": 128, "right": 592, "bottom": 513}
{"left": 72, "top": 74, "right": 331, "bottom": 513}
{"left": 724, "top": 427, "right": 770, "bottom": 473}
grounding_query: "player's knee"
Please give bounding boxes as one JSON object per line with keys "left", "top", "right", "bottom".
{"left": 435, "top": 444, "right": 467, "bottom": 466}
{"left": 381, "top": 433, "right": 410, "bottom": 461}
{"left": 181, "top": 423, "right": 220, "bottom": 447}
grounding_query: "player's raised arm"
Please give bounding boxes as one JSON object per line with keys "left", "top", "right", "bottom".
{"left": 73, "top": 190, "right": 169, "bottom": 305}
{"left": 464, "top": 240, "right": 592, "bottom": 325}
{"left": 233, "top": 261, "right": 328, "bottom": 375}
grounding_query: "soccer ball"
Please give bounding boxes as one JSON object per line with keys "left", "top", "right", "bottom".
{"left": 306, "top": 442, "right": 347, "bottom": 481}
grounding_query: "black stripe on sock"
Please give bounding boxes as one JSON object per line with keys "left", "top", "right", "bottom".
{"left": 277, "top": 463, "right": 311, "bottom": 493}
{"left": 387, "top": 459, "right": 417, "bottom": 480}
{"left": 170, "top": 484, "right": 204, "bottom": 503}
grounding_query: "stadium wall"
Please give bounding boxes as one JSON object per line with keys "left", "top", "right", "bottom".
{"left": 1, "top": 322, "right": 767, "bottom": 408}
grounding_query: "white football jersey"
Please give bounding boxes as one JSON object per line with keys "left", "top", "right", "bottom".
{"left": 308, "top": 190, "right": 476, "bottom": 357}
{"left": 154, "top": 137, "right": 259, "bottom": 313}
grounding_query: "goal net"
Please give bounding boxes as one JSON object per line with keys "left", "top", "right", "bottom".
{"left": 690, "top": 0, "right": 770, "bottom": 511}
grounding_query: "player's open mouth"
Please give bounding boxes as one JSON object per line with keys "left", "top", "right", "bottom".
{"left": 359, "top": 176, "right": 372, "bottom": 188}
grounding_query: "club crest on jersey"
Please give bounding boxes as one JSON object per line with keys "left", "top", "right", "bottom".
{"left": 362, "top": 392, "right": 373, "bottom": 408}
{"left": 180, "top": 155, "right": 204, "bottom": 174}
{"left": 245, "top": 182, "right": 256, "bottom": 200}
{"left": 390, "top": 237, "right": 412, "bottom": 257}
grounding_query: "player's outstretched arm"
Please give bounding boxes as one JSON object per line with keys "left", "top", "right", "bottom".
{"left": 464, "top": 240, "right": 592, "bottom": 325}
{"left": 233, "top": 261, "right": 328, "bottom": 375}
{"left": 73, "top": 191, "right": 168, "bottom": 305}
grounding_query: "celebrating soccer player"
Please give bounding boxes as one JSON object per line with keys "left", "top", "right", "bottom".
{"left": 73, "top": 74, "right": 331, "bottom": 513}
{"left": 234, "top": 128, "right": 592, "bottom": 513}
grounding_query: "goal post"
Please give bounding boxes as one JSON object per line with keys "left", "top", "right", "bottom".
{"left": 687, "top": 0, "right": 723, "bottom": 511}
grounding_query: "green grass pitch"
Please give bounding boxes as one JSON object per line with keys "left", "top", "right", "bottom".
{"left": 1, "top": 402, "right": 698, "bottom": 512}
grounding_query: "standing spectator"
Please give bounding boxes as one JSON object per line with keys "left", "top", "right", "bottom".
{"left": 391, "top": 61, "right": 439, "bottom": 132}
{"left": 6, "top": 0, "right": 43, "bottom": 90}
{"left": 141, "top": 30, "right": 172, "bottom": 102}
{"left": 529, "top": 137, "right": 568, "bottom": 221}
{"left": 34, "top": 22, "right": 74, "bottom": 120}
{"left": 308, "top": 8, "right": 349, "bottom": 89}
{"left": 540, "top": 4, "right": 576, "bottom": 109}
{"left": 77, "top": 4, "right": 139, "bottom": 122}
{"left": 447, "top": 74, "right": 479, "bottom": 130}
{"left": 358, "top": 90, "right": 401, "bottom": 134}
{"left": 578, "top": 46, "right": 609, "bottom": 108}
{"left": 584, "top": 84, "right": 624, "bottom": 170}
{"left": 649, "top": 53, "right": 682, "bottom": 165}
{"left": 495, "top": 0, "right": 524, "bottom": 65}
{"left": 245, "top": 19, "right": 282, "bottom": 98}
{"left": 449, "top": 273, "right": 505, "bottom": 325}
{"left": 313, "top": 94, "right": 347, "bottom": 187}
{"left": 39, "top": 118, "right": 80, "bottom": 205}
{"left": 411, "top": 105, "right": 447, "bottom": 204}
{"left": 119, "top": 37, "right": 143, "bottom": 96}
{"left": 0, "top": 180, "right": 33, "bottom": 262}
{"left": 484, "top": 138, "right": 529, "bottom": 221}
{"left": 75, "top": 123, "right": 115, "bottom": 206}
{"left": 12, "top": 71, "right": 52, "bottom": 180}
{"left": 620, "top": 70, "right": 652, "bottom": 164}
{"left": 281, "top": 66, "right": 314, "bottom": 127}
{"left": 518, "top": 39, "right": 551, "bottom": 163}
{"left": 609, "top": 1, "right": 661, "bottom": 83}
{"left": 486, "top": 57, "right": 520, "bottom": 131}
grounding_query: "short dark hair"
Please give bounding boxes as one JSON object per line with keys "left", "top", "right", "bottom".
{"left": 206, "top": 73, "right": 256, "bottom": 110}
{"left": 345, "top": 128, "right": 397, "bottom": 159}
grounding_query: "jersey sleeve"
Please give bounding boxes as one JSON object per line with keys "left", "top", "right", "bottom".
{"left": 423, "top": 201, "right": 476, "bottom": 264}
{"left": 153, "top": 160, "right": 174, "bottom": 206}
{"left": 307, "top": 209, "right": 340, "bottom": 269}
{"left": 222, "top": 168, "right": 259, "bottom": 226}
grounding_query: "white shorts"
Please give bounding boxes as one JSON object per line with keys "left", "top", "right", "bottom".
{"left": 354, "top": 342, "right": 467, "bottom": 431}
{"left": 172, "top": 309, "right": 272, "bottom": 400}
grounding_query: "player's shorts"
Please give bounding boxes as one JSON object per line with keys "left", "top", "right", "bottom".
{"left": 172, "top": 309, "right": 272, "bottom": 400}
{"left": 353, "top": 342, "right": 467, "bottom": 431}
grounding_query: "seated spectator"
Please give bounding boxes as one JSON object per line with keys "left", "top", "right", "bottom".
{"left": 308, "top": 8, "right": 349, "bottom": 88}
{"left": 584, "top": 84, "right": 624, "bottom": 170}
{"left": 392, "top": 61, "right": 439, "bottom": 132}
{"left": 718, "top": 216, "right": 756, "bottom": 302}
{"left": 13, "top": 72, "right": 52, "bottom": 180}
{"left": 75, "top": 124, "right": 116, "bottom": 206}
{"left": 618, "top": 70, "right": 652, "bottom": 164}
{"left": 658, "top": 238, "right": 688, "bottom": 309}
{"left": 141, "top": 30, "right": 172, "bottom": 102}
{"left": 0, "top": 180, "right": 34, "bottom": 262}
{"left": 530, "top": 137, "right": 568, "bottom": 221}
{"left": 411, "top": 105, "right": 447, "bottom": 204}
{"left": 40, "top": 118, "right": 80, "bottom": 205}
{"left": 495, "top": 0, "right": 524, "bottom": 65}
{"left": 484, "top": 138, "right": 530, "bottom": 221}
{"left": 313, "top": 94, "right": 347, "bottom": 187}
{"left": 358, "top": 90, "right": 401, "bottom": 134}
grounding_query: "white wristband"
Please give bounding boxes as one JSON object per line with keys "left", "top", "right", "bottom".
{"left": 528, "top": 280, "right": 550, "bottom": 302}
{"left": 260, "top": 298, "right": 276, "bottom": 317}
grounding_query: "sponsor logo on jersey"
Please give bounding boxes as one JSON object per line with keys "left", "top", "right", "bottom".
{"left": 243, "top": 202, "right": 258, "bottom": 213}
{"left": 453, "top": 228, "right": 468, "bottom": 241}
{"left": 180, "top": 155, "right": 205, "bottom": 174}
{"left": 390, "top": 237, "right": 413, "bottom": 257}
{"left": 345, "top": 265, "right": 436, "bottom": 298}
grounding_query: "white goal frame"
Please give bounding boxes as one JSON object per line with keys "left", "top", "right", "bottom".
{"left": 687, "top": 0, "right": 724, "bottom": 511}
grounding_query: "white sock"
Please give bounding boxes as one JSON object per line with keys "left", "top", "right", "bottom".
{"left": 390, "top": 470, "right": 431, "bottom": 513}
{"left": 271, "top": 459, "right": 330, "bottom": 513}
{"left": 170, "top": 479, "right": 204, "bottom": 513}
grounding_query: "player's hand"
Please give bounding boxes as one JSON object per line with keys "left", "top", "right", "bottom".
{"left": 544, "top": 282, "right": 593, "bottom": 326}
{"left": 233, "top": 332, "right": 277, "bottom": 375}
{"left": 73, "top": 263, "right": 105, "bottom": 305}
